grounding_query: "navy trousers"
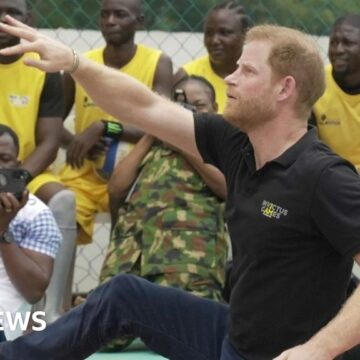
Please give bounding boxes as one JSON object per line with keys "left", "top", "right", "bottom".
{"left": 0, "top": 331, "right": 5, "bottom": 343}
{"left": 0, "top": 274, "right": 246, "bottom": 360}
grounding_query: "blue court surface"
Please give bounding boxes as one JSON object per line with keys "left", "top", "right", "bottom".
{"left": 88, "top": 352, "right": 166, "bottom": 359}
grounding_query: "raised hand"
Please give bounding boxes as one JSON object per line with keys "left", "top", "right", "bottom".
{"left": 0, "top": 15, "right": 74, "bottom": 72}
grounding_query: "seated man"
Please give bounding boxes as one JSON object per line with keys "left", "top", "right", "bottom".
{"left": 313, "top": 14, "right": 360, "bottom": 171}
{"left": 0, "top": 124, "right": 61, "bottom": 341}
{"left": 100, "top": 75, "right": 228, "bottom": 350}
{"left": 59, "top": 0, "right": 172, "bottom": 246}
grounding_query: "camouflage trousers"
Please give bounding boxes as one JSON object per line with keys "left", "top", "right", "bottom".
{"left": 100, "top": 271, "right": 224, "bottom": 352}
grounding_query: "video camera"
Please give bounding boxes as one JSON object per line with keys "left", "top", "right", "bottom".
{"left": 173, "top": 89, "right": 197, "bottom": 113}
{"left": 0, "top": 168, "right": 28, "bottom": 201}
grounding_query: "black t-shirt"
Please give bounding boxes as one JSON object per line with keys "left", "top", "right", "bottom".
{"left": 194, "top": 113, "right": 360, "bottom": 360}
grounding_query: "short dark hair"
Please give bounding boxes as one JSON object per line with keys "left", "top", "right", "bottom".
{"left": 210, "top": 1, "right": 251, "bottom": 31}
{"left": 334, "top": 14, "right": 360, "bottom": 31}
{"left": 0, "top": 124, "right": 20, "bottom": 156}
{"left": 172, "top": 75, "right": 216, "bottom": 103}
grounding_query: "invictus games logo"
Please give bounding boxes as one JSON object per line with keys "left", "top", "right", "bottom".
{"left": 261, "top": 200, "right": 288, "bottom": 219}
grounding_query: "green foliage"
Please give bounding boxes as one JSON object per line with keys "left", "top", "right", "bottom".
{"left": 28, "top": 0, "right": 358, "bottom": 35}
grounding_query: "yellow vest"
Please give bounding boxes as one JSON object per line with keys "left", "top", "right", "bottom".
{"left": 74, "top": 44, "right": 161, "bottom": 132}
{"left": 183, "top": 55, "right": 227, "bottom": 113}
{"left": 314, "top": 65, "right": 360, "bottom": 171}
{"left": 0, "top": 53, "right": 45, "bottom": 161}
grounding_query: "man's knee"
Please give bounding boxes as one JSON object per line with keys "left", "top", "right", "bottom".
{"left": 108, "top": 274, "right": 143, "bottom": 293}
{"left": 47, "top": 189, "right": 76, "bottom": 220}
{"left": 100, "top": 274, "right": 151, "bottom": 306}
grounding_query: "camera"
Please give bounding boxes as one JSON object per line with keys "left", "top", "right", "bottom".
{"left": 173, "top": 89, "right": 197, "bottom": 113}
{"left": 0, "top": 168, "right": 28, "bottom": 201}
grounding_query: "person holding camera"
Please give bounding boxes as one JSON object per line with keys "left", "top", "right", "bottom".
{"left": 99, "top": 75, "right": 228, "bottom": 351}
{"left": 0, "top": 0, "right": 76, "bottom": 323}
{"left": 0, "top": 124, "right": 61, "bottom": 342}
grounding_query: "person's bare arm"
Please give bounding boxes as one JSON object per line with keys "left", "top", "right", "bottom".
{"left": 21, "top": 71, "right": 64, "bottom": 177}
{"left": 61, "top": 72, "right": 76, "bottom": 148}
{"left": 108, "top": 134, "right": 154, "bottom": 227}
{"left": 173, "top": 67, "right": 188, "bottom": 86}
{"left": 153, "top": 53, "right": 173, "bottom": 97}
{"left": 22, "top": 116, "right": 62, "bottom": 178}
{"left": 0, "top": 17, "right": 201, "bottom": 160}
{"left": 0, "top": 245, "right": 54, "bottom": 304}
{"left": 0, "top": 192, "right": 54, "bottom": 304}
{"left": 273, "top": 252, "right": 360, "bottom": 360}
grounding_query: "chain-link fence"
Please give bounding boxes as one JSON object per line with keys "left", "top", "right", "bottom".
{"left": 30, "top": 0, "right": 359, "bottom": 34}
{"left": 30, "top": 0, "right": 358, "bottom": 294}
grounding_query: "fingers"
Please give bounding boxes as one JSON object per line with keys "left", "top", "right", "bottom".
{"left": 0, "top": 193, "right": 20, "bottom": 214}
{"left": 0, "top": 41, "right": 39, "bottom": 57}
{"left": 0, "top": 20, "right": 37, "bottom": 43}
{"left": 23, "top": 57, "right": 49, "bottom": 71}
{"left": 3, "top": 15, "right": 33, "bottom": 30}
{"left": 67, "top": 142, "right": 84, "bottom": 169}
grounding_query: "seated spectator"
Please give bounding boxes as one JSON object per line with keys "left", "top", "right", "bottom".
{"left": 0, "top": 125, "right": 61, "bottom": 341}
{"left": 174, "top": 1, "right": 250, "bottom": 113}
{"left": 313, "top": 14, "right": 360, "bottom": 171}
{"left": 60, "top": 0, "right": 172, "bottom": 246}
{"left": 0, "top": 0, "right": 76, "bottom": 323}
{"left": 100, "top": 75, "right": 228, "bottom": 351}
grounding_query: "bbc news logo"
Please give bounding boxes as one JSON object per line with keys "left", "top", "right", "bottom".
{"left": 0, "top": 311, "right": 46, "bottom": 332}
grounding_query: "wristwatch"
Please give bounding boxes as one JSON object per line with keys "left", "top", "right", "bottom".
{"left": 0, "top": 230, "right": 14, "bottom": 244}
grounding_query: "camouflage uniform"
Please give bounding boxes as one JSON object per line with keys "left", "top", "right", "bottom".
{"left": 99, "top": 142, "right": 228, "bottom": 351}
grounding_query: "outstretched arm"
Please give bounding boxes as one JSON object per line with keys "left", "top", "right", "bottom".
{"left": 0, "top": 16, "right": 201, "bottom": 159}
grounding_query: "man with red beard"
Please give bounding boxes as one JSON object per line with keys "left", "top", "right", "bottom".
{"left": 2, "top": 17, "right": 360, "bottom": 360}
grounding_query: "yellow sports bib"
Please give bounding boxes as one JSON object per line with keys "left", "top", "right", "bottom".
{"left": 314, "top": 64, "right": 360, "bottom": 171}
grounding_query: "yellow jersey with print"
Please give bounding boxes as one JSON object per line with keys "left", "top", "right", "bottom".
{"left": 74, "top": 45, "right": 162, "bottom": 133}
{"left": 183, "top": 55, "right": 227, "bottom": 113}
{"left": 313, "top": 64, "right": 360, "bottom": 171}
{"left": 0, "top": 53, "right": 45, "bottom": 161}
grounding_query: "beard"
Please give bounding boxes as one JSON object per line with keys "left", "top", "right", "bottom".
{"left": 224, "top": 93, "right": 276, "bottom": 133}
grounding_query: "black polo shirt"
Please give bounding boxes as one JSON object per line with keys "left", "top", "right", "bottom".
{"left": 194, "top": 113, "right": 360, "bottom": 360}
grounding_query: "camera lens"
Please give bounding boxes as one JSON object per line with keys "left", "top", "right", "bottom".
{"left": 0, "top": 173, "right": 7, "bottom": 187}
